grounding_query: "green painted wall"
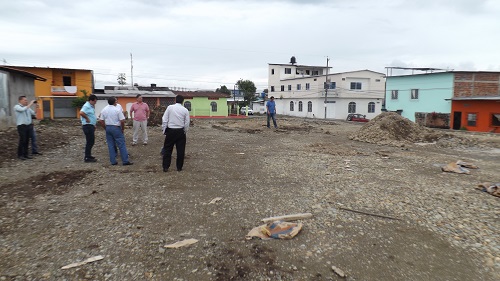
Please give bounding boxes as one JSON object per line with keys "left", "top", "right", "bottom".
{"left": 183, "top": 97, "right": 228, "bottom": 117}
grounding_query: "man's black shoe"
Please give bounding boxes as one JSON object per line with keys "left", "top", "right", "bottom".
{"left": 25, "top": 156, "right": 33, "bottom": 159}
{"left": 177, "top": 169, "right": 182, "bottom": 172}
{"left": 18, "top": 156, "right": 27, "bottom": 160}
{"left": 88, "top": 156, "right": 96, "bottom": 159}
{"left": 84, "top": 158, "right": 97, "bottom": 163}
{"left": 111, "top": 163, "right": 118, "bottom": 165}
{"left": 163, "top": 168, "right": 168, "bottom": 172}
{"left": 32, "top": 152, "right": 42, "bottom": 155}
{"left": 123, "top": 162, "right": 133, "bottom": 166}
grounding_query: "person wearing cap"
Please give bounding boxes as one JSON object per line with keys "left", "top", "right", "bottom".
{"left": 266, "top": 96, "right": 278, "bottom": 129}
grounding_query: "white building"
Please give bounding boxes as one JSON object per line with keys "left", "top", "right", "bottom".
{"left": 267, "top": 57, "right": 386, "bottom": 119}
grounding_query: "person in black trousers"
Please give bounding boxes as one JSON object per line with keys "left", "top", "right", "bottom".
{"left": 161, "top": 95, "right": 190, "bottom": 172}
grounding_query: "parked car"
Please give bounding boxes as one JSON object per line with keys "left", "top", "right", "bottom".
{"left": 346, "top": 113, "right": 369, "bottom": 122}
{"left": 240, "top": 107, "right": 254, "bottom": 115}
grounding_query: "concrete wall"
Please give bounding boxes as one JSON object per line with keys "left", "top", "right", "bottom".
{"left": 385, "top": 72, "right": 454, "bottom": 122}
{"left": 0, "top": 71, "right": 36, "bottom": 129}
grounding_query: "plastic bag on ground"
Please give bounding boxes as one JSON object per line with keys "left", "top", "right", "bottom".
{"left": 246, "top": 220, "right": 303, "bottom": 240}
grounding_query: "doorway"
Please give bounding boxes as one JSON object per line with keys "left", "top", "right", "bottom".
{"left": 453, "top": 111, "right": 462, "bottom": 130}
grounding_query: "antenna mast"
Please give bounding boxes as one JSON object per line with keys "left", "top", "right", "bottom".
{"left": 130, "top": 53, "right": 134, "bottom": 87}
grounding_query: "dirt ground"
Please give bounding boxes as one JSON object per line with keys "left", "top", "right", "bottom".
{"left": 0, "top": 116, "right": 499, "bottom": 281}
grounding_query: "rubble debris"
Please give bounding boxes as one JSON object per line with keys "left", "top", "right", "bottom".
{"left": 246, "top": 221, "right": 303, "bottom": 240}
{"left": 61, "top": 255, "right": 104, "bottom": 269}
{"left": 209, "top": 197, "right": 223, "bottom": 204}
{"left": 164, "top": 238, "right": 198, "bottom": 249}
{"left": 331, "top": 266, "right": 346, "bottom": 278}
{"left": 476, "top": 182, "right": 500, "bottom": 197}
{"left": 441, "top": 160, "right": 479, "bottom": 174}
{"left": 349, "top": 112, "right": 443, "bottom": 146}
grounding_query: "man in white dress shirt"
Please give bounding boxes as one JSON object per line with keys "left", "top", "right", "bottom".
{"left": 161, "top": 95, "right": 190, "bottom": 172}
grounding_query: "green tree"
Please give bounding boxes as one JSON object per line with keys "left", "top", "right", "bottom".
{"left": 216, "top": 85, "right": 231, "bottom": 95}
{"left": 71, "top": 89, "right": 89, "bottom": 108}
{"left": 236, "top": 79, "right": 257, "bottom": 107}
{"left": 117, "top": 73, "right": 127, "bottom": 85}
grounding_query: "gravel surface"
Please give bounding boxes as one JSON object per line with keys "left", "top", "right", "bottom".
{"left": 0, "top": 116, "right": 499, "bottom": 281}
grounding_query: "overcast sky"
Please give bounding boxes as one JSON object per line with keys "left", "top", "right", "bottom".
{"left": 1, "top": 0, "right": 500, "bottom": 91}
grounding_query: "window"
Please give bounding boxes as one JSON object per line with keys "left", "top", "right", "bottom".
{"left": 285, "top": 68, "right": 291, "bottom": 74}
{"left": 467, "top": 113, "right": 477, "bottom": 126}
{"left": 305, "top": 83, "right": 310, "bottom": 90}
{"left": 210, "top": 102, "right": 217, "bottom": 112}
{"left": 297, "top": 84, "right": 301, "bottom": 90}
{"left": 271, "top": 69, "right": 275, "bottom": 75}
{"left": 312, "top": 70, "right": 319, "bottom": 75}
{"left": 307, "top": 101, "right": 312, "bottom": 112}
{"left": 411, "top": 89, "right": 419, "bottom": 99}
{"left": 375, "top": 79, "right": 381, "bottom": 82}
{"left": 391, "top": 90, "right": 398, "bottom": 99}
{"left": 325, "top": 82, "right": 336, "bottom": 89}
{"left": 348, "top": 102, "right": 356, "bottom": 113}
{"left": 281, "top": 85, "right": 285, "bottom": 91}
{"left": 350, "top": 82, "right": 362, "bottom": 90}
{"left": 492, "top": 113, "right": 500, "bottom": 126}
{"left": 288, "top": 85, "right": 291, "bottom": 91}
{"left": 184, "top": 101, "right": 191, "bottom": 111}
{"left": 298, "top": 101, "right": 303, "bottom": 112}
{"left": 306, "top": 70, "right": 310, "bottom": 75}
{"left": 368, "top": 102, "right": 375, "bottom": 113}
{"left": 63, "top": 76, "right": 72, "bottom": 86}
{"left": 271, "top": 86, "right": 275, "bottom": 92}
{"left": 290, "top": 101, "right": 294, "bottom": 111}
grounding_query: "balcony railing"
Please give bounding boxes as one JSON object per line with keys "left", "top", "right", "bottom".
{"left": 51, "top": 86, "right": 78, "bottom": 96}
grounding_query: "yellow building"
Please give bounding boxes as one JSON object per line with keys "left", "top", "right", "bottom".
{"left": 10, "top": 66, "right": 94, "bottom": 119}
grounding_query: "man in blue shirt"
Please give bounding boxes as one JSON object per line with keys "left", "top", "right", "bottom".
{"left": 80, "top": 94, "right": 98, "bottom": 163}
{"left": 14, "top": 96, "right": 36, "bottom": 160}
{"left": 266, "top": 96, "right": 278, "bottom": 129}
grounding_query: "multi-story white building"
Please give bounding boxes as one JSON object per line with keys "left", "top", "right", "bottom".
{"left": 267, "top": 57, "right": 386, "bottom": 119}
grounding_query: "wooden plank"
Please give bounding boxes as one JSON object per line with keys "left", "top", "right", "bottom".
{"left": 261, "top": 213, "right": 313, "bottom": 223}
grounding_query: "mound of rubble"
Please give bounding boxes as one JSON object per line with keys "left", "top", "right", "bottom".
{"left": 349, "top": 112, "right": 443, "bottom": 146}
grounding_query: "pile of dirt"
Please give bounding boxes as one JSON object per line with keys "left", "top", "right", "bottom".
{"left": 349, "top": 112, "right": 443, "bottom": 146}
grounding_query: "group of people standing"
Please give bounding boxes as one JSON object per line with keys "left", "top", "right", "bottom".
{"left": 15, "top": 93, "right": 276, "bottom": 170}
{"left": 77, "top": 94, "right": 190, "bottom": 171}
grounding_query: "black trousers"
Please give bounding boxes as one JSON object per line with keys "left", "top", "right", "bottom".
{"left": 162, "top": 128, "right": 186, "bottom": 171}
{"left": 17, "top": 124, "right": 32, "bottom": 157}
{"left": 82, "top": 124, "right": 95, "bottom": 159}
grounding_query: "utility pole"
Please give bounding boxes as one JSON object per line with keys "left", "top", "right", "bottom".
{"left": 130, "top": 53, "right": 134, "bottom": 87}
{"left": 324, "top": 56, "right": 329, "bottom": 119}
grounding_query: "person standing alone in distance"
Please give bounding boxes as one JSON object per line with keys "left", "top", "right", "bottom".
{"left": 162, "top": 95, "right": 190, "bottom": 172}
{"left": 79, "top": 94, "right": 98, "bottom": 162}
{"left": 130, "top": 94, "right": 150, "bottom": 146}
{"left": 266, "top": 96, "right": 278, "bottom": 129}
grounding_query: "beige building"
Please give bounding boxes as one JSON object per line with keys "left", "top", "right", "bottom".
{"left": 268, "top": 57, "right": 386, "bottom": 119}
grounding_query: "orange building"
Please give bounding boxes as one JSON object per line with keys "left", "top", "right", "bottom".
{"left": 449, "top": 72, "right": 500, "bottom": 133}
{"left": 9, "top": 66, "right": 94, "bottom": 119}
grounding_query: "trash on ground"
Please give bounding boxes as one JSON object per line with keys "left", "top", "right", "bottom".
{"left": 261, "top": 213, "right": 313, "bottom": 223}
{"left": 476, "top": 182, "right": 500, "bottom": 197}
{"left": 331, "top": 265, "right": 346, "bottom": 278}
{"left": 208, "top": 197, "right": 223, "bottom": 204}
{"left": 441, "top": 160, "right": 479, "bottom": 174}
{"left": 246, "top": 220, "right": 303, "bottom": 240}
{"left": 164, "top": 238, "right": 199, "bottom": 248}
{"left": 61, "top": 255, "right": 104, "bottom": 269}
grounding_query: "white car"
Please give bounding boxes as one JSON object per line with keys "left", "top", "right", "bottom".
{"left": 240, "top": 107, "right": 254, "bottom": 115}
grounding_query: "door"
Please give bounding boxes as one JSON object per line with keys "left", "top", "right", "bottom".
{"left": 453, "top": 111, "right": 462, "bottom": 130}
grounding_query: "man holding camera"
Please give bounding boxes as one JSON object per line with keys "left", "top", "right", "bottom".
{"left": 14, "top": 96, "right": 37, "bottom": 160}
